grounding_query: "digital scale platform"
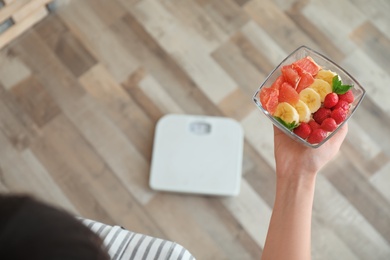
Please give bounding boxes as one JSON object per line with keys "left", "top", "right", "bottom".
{"left": 149, "top": 114, "right": 244, "bottom": 196}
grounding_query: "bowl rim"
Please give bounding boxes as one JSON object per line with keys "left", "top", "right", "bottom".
{"left": 252, "top": 45, "right": 366, "bottom": 148}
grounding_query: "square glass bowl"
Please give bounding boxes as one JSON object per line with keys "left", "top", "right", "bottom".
{"left": 253, "top": 46, "right": 366, "bottom": 148}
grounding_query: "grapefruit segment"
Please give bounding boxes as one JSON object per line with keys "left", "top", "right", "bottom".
{"left": 271, "top": 75, "right": 285, "bottom": 90}
{"left": 281, "top": 65, "right": 300, "bottom": 88}
{"left": 292, "top": 56, "right": 321, "bottom": 76}
{"left": 278, "top": 82, "right": 299, "bottom": 105}
{"left": 296, "top": 72, "right": 314, "bottom": 93}
{"left": 260, "top": 87, "right": 279, "bottom": 114}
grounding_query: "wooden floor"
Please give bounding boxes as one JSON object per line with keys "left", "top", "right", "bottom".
{"left": 1, "top": 0, "right": 390, "bottom": 259}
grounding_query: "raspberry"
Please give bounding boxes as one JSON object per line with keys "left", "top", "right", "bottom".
{"left": 338, "top": 90, "right": 354, "bottom": 103}
{"left": 293, "top": 122, "right": 312, "bottom": 139}
{"left": 313, "top": 108, "right": 331, "bottom": 124}
{"left": 331, "top": 108, "right": 347, "bottom": 124}
{"left": 333, "top": 100, "right": 350, "bottom": 111}
{"left": 307, "top": 129, "right": 327, "bottom": 144}
{"left": 321, "top": 118, "right": 338, "bottom": 132}
{"left": 323, "top": 93, "right": 339, "bottom": 108}
{"left": 308, "top": 120, "right": 320, "bottom": 131}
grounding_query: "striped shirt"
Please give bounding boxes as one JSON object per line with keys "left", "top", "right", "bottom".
{"left": 79, "top": 218, "right": 196, "bottom": 260}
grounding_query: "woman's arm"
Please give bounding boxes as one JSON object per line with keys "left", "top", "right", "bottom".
{"left": 261, "top": 170, "right": 316, "bottom": 260}
{"left": 261, "top": 124, "right": 348, "bottom": 260}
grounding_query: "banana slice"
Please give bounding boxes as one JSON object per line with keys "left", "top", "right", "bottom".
{"left": 294, "top": 100, "right": 311, "bottom": 123}
{"left": 315, "top": 69, "right": 336, "bottom": 85}
{"left": 309, "top": 79, "right": 332, "bottom": 102}
{"left": 274, "top": 102, "right": 299, "bottom": 124}
{"left": 299, "top": 88, "right": 321, "bottom": 113}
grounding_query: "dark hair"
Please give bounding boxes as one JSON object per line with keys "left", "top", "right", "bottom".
{"left": 0, "top": 194, "right": 110, "bottom": 260}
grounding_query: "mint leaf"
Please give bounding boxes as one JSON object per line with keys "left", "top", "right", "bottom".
{"left": 332, "top": 75, "right": 342, "bottom": 90}
{"left": 274, "top": 117, "right": 298, "bottom": 130}
{"left": 332, "top": 75, "right": 353, "bottom": 94}
{"left": 335, "top": 84, "right": 353, "bottom": 94}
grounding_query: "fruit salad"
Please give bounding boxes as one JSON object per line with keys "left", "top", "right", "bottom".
{"left": 259, "top": 56, "right": 354, "bottom": 145}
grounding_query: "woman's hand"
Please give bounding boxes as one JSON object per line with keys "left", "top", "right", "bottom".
{"left": 273, "top": 123, "right": 348, "bottom": 178}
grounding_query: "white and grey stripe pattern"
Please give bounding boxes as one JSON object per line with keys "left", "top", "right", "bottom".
{"left": 78, "top": 218, "right": 195, "bottom": 260}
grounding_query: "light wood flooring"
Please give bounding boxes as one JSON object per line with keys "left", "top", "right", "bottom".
{"left": 0, "top": 0, "right": 390, "bottom": 259}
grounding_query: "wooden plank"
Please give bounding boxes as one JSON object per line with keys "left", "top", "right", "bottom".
{"left": 112, "top": 14, "right": 223, "bottom": 116}
{"left": 370, "top": 162, "right": 390, "bottom": 203}
{"left": 35, "top": 14, "right": 98, "bottom": 77}
{"left": 10, "top": 29, "right": 59, "bottom": 72}
{"left": 243, "top": 0, "right": 318, "bottom": 54}
{"left": 79, "top": 64, "right": 155, "bottom": 162}
{"left": 341, "top": 49, "right": 390, "bottom": 114}
{"left": 207, "top": 198, "right": 262, "bottom": 259}
{"left": 116, "top": 0, "right": 142, "bottom": 9}
{"left": 0, "top": 0, "right": 28, "bottom": 24}
{"left": 231, "top": 31, "right": 276, "bottom": 76}
{"left": 311, "top": 217, "right": 358, "bottom": 260}
{"left": 369, "top": 152, "right": 390, "bottom": 174}
{"left": 342, "top": 140, "right": 390, "bottom": 178}
{"left": 240, "top": 21, "right": 287, "bottom": 67}
{"left": 63, "top": 94, "right": 155, "bottom": 205}
{"left": 339, "top": 118, "right": 389, "bottom": 176}
{"left": 0, "top": 6, "right": 48, "bottom": 49}
{"left": 324, "top": 159, "right": 390, "bottom": 246}
{"left": 32, "top": 11, "right": 67, "bottom": 49}
{"left": 0, "top": 84, "right": 39, "bottom": 151}
{"left": 178, "top": 196, "right": 262, "bottom": 259}
{"left": 315, "top": 172, "right": 390, "bottom": 259}
{"left": 218, "top": 88, "right": 256, "bottom": 121}
{"left": 348, "top": 0, "right": 390, "bottom": 40}
{"left": 160, "top": 0, "right": 228, "bottom": 49}
{"left": 350, "top": 21, "right": 390, "bottom": 71}
{"left": 3, "top": 0, "right": 15, "bottom": 5}
{"left": 138, "top": 74, "right": 184, "bottom": 114}
{"left": 0, "top": 173, "right": 10, "bottom": 192}
{"left": 82, "top": 0, "right": 127, "bottom": 27}
{"left": 30, "top": 115, "right": 114, "bottom": 224}
{"left": 145, "top": 193, "right": 228, "bottom": 259}
{"left": 242, "top": 140, "right": 276, "bottom": 206}
{"left": 300, "top": 0, "right": 363, "bottom": 55}
{"left": 344, "top": 118, "right": 381, "bottom": 161}
{"left": 0, "top": 129, "right": 77, "bottom": 214}
{"left": 51, "top": 30, "right": 97, "bottom": 77}
{"left": 0, "top": 51, "right": 31, "bottom": 90}
{"left": 195, "top": 0, "right": 250, "bottom": 35}
{"left": 233, "top": 0, "right": 250, "bottom": 6}
{"left": 241, "top": 110, "right": 275, "bottom": 169}
{"left": 130, "top": 0, "right": 237, "bottom": 104}
{"left": 57, "top": 0, "right": 139, "bottom": 82}
{"left": 342, "top": 94, "right": 390, "bottom": 159}
{"left": 349, "top": 0, "right": 390, "bottom": 18}
{"left": 212, "top": 33, "right": 265, "bottom": 97}
{"left": 11, "top": 31, "right": 86, "bottom": 111}
{"left": 222, "top": 179, "right": 272, "bottom": 249}
{"left": 12, "top": 0, "right": 52, "bottom": 22}
{"left": 304, "top": 0, "right": 365, "bottom": 29}
{"left": 0, "top": 99, "right": 31, "bottom": 150}
{"left": 10, "top": 75, "right": 61, "bottom": 127}
{"left": 121, "top": 68, "right": 164, "bottom": 123}
{"left": 271, "top": 0, "right": 308, "bottom": 11}
{"left": 286, "top": 4, "right": 345, "bottom": 63}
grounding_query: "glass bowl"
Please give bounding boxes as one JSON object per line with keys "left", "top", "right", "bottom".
{"left": 253, "top": 46, "right": 366, "bottom": 148}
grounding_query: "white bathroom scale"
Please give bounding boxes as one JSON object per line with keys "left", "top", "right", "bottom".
{"left": 149, "top": 114, "right": 244, "bottom": 196}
